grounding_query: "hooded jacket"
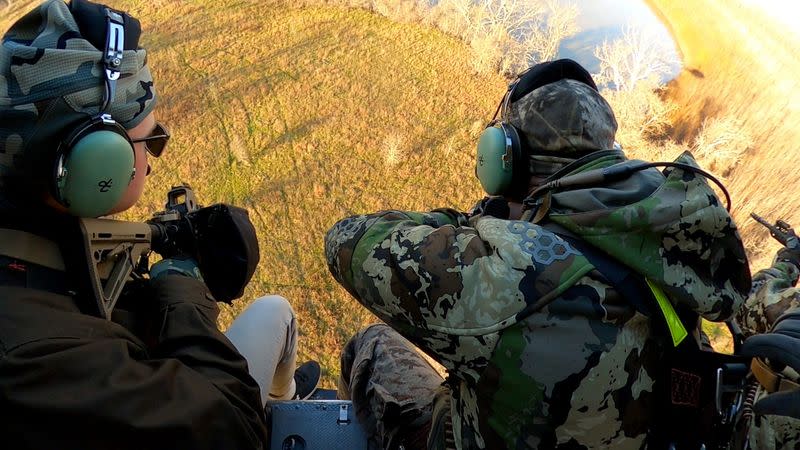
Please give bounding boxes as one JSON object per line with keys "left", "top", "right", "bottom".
{"left": 325, "top": 150, "right": 750, "bottom": 449}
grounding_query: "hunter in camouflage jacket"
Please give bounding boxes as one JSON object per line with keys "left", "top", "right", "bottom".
{"left": 326, "top": 148, "right": 751, "bottom": 449}
{"left": 736, "top": 257, "right": 800, "bottom": 449}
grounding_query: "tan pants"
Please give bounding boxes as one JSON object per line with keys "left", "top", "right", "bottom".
{"left": 225, "top": 295, "right": 298, "bottom": 406}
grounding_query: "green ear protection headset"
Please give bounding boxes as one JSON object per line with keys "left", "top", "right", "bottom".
{"left": 475, "top": 59, "right": 600, "bottom": 199}
{"left": 52, "top": 8, "right": 135, "bottom": 218}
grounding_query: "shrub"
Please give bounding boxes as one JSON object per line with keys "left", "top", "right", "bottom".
{"left": 323, "top": 0, "right": 580, "bottom": 76}
{"left": 437, "top": 0, "right": 579, "bottom": 74}
{"left": 691, "top": 116, "right": 752, "bottom": 178}
{"left": 602, "top": 78, "right": 677, "bottom": 151}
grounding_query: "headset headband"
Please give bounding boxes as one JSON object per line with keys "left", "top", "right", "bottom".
{"left": 102, "top": 8, "right": 125, "bottom": 112}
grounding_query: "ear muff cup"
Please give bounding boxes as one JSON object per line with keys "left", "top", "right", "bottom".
{"left": 476, "top": 123, "right": 527, "bottom": 197}
{"left": 54, "top": 119, "right": 135, "bottom": 217}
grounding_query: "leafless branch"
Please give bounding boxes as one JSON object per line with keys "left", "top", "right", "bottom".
{"left": 594, "top": 25, "right": 679, "bottom": 91}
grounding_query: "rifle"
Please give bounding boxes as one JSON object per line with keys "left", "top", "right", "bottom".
{"left": 79, "top": 185, "right": 259, "bottom": 319}
{"left": 750, "top": 212, "right": 799, "bottom": 249}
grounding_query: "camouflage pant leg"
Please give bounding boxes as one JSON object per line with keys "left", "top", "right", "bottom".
{"left": 339, "top": 323, "right": 444, "bottom": 450}
{"left": 737, "top": 385, "right": 800, "bottom": 449}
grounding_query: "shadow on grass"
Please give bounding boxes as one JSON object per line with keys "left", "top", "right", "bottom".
{"left": 270, "top": 117, "right": 330, "bottom": 148}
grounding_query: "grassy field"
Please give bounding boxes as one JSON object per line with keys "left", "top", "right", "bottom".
{"left": 2, "top": 0, "right": 505, "bottom": 386}
{"left": 648, "top": 0, "right": 800, "bottom": 270}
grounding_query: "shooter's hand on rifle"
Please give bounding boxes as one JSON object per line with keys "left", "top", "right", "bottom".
{"left": 752, "top": 213, "right": 800, "bottom": 270}
{"left": 150, "top": 255, "right": 203, "bottom": 281}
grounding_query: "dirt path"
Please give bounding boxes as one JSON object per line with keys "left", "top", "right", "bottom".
{"left": 648, "top": 0, "right": 800, "bottom": 268}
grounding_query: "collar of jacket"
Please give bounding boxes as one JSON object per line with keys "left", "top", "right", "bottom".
{"left": 543, "top": 149, "right": 627, "bottom": 183}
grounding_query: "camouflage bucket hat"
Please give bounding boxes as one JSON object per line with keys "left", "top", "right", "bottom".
{"left": 0, "top": 0, "right": 156, "bottom": 210}
{"left": 507, "top": 78, "right": 617, "bottom": 155}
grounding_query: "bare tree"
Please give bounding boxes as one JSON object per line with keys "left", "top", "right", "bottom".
{"left": 433, "top": 0, "right": 474, "bottom": 39}
{"left": 594, "top": 25, "right": 679, "bottom": 91}
{"left": 359, "top": 0, "right": 579, "bottom": 75}
{"left": 434, "top": 0, "right": 579, "bottom": 74}
{"left": 522, "top": 0, "right": 579, "bottom": 64}
{"left": 477, "top": 0, "right": 548, "bottom": 36}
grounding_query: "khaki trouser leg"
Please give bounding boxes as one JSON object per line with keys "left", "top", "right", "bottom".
{"left": 225, "top": 295, "right": 298, "bottom": 406}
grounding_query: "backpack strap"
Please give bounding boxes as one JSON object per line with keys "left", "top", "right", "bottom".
{"left": 555, "top": 232, "right": 691, "bottom": 347}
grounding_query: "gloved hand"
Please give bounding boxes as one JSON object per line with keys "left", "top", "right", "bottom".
{"left": 741, "top": 309, "right": 800, "bottom": 418}
{"left": 149, "top": 255, "right": 204, "bottom": 281}
{"left": 467, "top": 196, "right": 510, "bottom": 219}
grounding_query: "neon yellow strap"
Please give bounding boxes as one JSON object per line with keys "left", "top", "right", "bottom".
{"left": 646, "top": 279, "right": 688, "bottom": 347}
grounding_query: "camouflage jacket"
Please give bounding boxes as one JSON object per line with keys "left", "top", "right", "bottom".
{"left": 736, "top": 259, "right": 800, "bottom": 449}
{"left": 738, "top": 260, "right": 800, "bottom": 337}
{"left": 325, "top": 151, "right": 750, "bottom": 449}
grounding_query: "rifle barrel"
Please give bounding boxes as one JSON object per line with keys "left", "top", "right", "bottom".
{"left": 751, "top": 212, "right": 772, "bottom": 228}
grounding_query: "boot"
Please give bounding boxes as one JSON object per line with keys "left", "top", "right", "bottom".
{"left": 292, "top": 360, "right": 321, "bottom": 400}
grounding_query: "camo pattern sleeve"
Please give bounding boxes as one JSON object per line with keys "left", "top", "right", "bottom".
{"left": 737, "top": 260, "right": 800, "bottom": 336}
{"left": 325, "top": 209, "right": 596, "bottom": 373}
{"left": 325, "top": 208, "right": 467, "bottom": 305}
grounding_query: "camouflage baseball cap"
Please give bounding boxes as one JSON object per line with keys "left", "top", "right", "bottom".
{"left": 507, "top": 79, "right": 617, "bottom": 155}
{"left": 0, "top": 0, "right": 156, "bottom": 211}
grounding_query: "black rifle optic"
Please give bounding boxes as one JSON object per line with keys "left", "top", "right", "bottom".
{"left": 146, "top": 185, "right": 260, "bottom": 304}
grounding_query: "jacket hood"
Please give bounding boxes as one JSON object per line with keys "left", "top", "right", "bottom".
{"left": 543, "top": 150, "right": 750, "bottom": 321}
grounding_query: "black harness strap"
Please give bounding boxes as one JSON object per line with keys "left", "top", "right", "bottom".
{"left": 558, "top": 234, "right": 658, "bottom": 318}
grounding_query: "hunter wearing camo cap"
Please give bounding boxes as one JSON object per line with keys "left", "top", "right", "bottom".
{"left": 0, "top": 2, "right": 325, "bottom": 448}
{"left": 327, "top": 60, "right": 751, "bottom": 448}
{"left": 0, "top": 0, "right": 156, "bottom": 213}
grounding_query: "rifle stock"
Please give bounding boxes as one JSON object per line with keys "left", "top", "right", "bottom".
{"left": 78, "top": 218, "right": 152, "bottom": 319}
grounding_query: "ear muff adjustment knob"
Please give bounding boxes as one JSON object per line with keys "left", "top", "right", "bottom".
{"left": 56, "top": 130, "right": 135, "bottom": 217}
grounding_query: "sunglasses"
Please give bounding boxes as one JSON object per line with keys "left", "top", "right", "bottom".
{"left": 131, "top": 122, "right": 170, "bottom": 157}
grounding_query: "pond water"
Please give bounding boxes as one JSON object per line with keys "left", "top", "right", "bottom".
{"left": 555, "top": 0, "right": 682, "bottom": 82}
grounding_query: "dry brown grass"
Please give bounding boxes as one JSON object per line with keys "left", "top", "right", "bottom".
{"left": 648, "top": 0, "right": 800, "bottom": 271}
{"left": 644, "top": 0, "right": 800, "bottom": 352}
{"left": 2, "top": 0, "right": 504, "bottom": 387}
